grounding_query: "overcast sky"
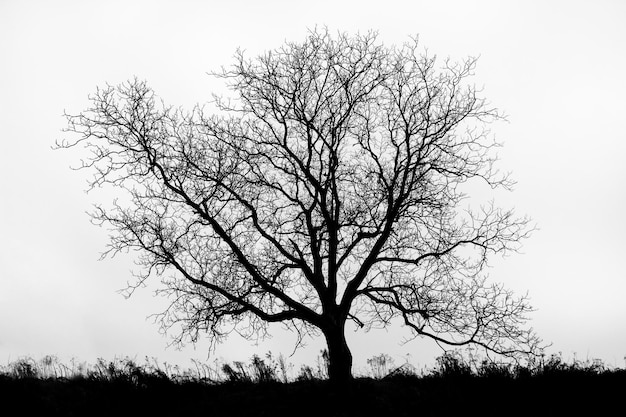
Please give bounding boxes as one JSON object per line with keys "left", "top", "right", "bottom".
{"left": 1, "top": 0, "right": 625, "bottom": 374}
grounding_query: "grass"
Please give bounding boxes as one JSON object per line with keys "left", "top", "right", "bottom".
{"left": 1, "top": 351, "right": 624, "bottom": 416}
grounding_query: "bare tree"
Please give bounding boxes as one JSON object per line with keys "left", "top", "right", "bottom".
{"left": 59, "top": 29, "right": 541, "bottom": 383}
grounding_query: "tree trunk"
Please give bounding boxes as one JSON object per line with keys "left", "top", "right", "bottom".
{"left": 323, "top": 322, "right": 353, "bottom": 384}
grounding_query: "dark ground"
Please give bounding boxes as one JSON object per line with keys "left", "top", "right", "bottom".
{"left": 2, "top": 370, "right": 624, "bottom": 416}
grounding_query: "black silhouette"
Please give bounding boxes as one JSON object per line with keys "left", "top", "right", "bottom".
{"left": 2, "top": 353, "right": 624, "bottom": 416}
{"left": 59, "top": 28, "right": 541, "bottom": 383}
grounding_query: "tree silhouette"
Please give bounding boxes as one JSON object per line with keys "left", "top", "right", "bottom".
{"left": 60, "top": 29, "right": 541, "bottom": 383}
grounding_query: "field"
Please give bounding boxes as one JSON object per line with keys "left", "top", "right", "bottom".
{"left": 1, "top": 352, "right": 623, "bottom": 416}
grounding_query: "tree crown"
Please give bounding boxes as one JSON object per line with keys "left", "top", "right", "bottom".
{"left": 60, "top": 29, "right": 541, "bottom": 361}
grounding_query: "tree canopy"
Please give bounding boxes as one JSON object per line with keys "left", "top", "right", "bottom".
{"left": 60, "top": 29, "right": 541, "bottom": 382}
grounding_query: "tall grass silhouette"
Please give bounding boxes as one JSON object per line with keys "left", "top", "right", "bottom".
{"left": 1, "top": 351, "right": 624, "bottom": 416}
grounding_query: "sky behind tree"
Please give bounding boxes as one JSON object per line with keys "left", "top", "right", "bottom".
{"left": 1, "top": 0, "right": 625, "bottom": 373}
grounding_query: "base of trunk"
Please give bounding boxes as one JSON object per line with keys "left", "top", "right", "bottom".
{"left": 324, "top": 327, "right": 353, "bottom": 383}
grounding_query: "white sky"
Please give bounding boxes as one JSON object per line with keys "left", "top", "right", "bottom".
{"left": 1, "top": 0, "right": 625, "bottom": 374}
